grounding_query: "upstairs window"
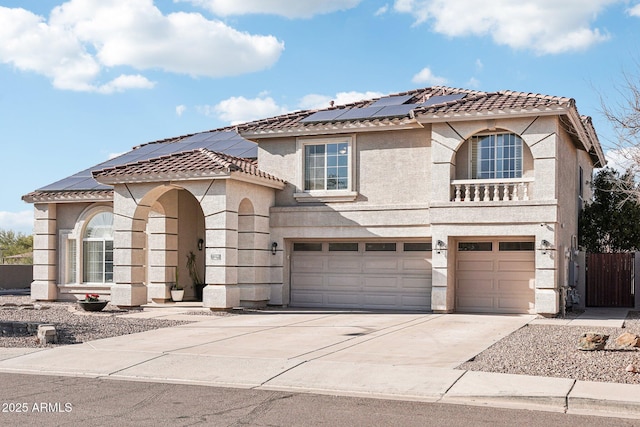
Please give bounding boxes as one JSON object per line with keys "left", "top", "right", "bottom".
{"left": 470, "top": 133, "right": 523, "bottom": 179}
{"left": 304, "top": 141, "right": 349, "bottom": 191}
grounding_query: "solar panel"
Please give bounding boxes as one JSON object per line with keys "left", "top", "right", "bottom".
{"left": 333, "top": 106, "right": 384, "bottom": 121}
{"left": 370, "top": 104, "right": 416, "bottom": 118}
{"left": 370, "top": 94, "right": 413, "bottom": 107}
{"left": 177, "top": 133, "right": 211, "bottom": 144}
{"left": 300, "top": 109, "right": 347, "bottom": 123}
{"left": 420, "top": 94, "right": 466, "bottom": 107}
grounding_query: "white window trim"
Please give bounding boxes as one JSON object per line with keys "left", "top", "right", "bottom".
{"left": 294, "top": 135, "right": 358, "bottom": 203}
{"left": 468, "top": 132, "right": 523, "bottom": 180}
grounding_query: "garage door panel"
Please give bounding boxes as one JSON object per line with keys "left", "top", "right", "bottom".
{"left": 363, "top": 276, "right": 400, "bottom": 290}
{"left": 496, "top": 259, "right": 535, "bottom": 272}
{"left": 456, "top": 239, "right": 534, "bottom": 314}
{"left": 401, "top": 258, "right": 432, "bottom": 272}
{"left": 291, "top": 241, "right": 432, "bottom": 311}
{"left": 363, "top": 259, "right": 399, "bottom": 272}
{"left": 292, "top": 257, "right": 325, "bottom": 272}
{"left": 457, "top": 260, "right": 494, "bottom": 271}
{"left": 402, "top": 276, "right": 432, "bottom": 290}
{"left": 291, "top": 274, "right": 324, "bottom": 289}
{"left": 328, "top": 258, "right": 362, "bottom": 273}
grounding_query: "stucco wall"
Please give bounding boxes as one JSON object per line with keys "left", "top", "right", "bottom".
{"left": 258, "top": 128, "right": 431, "bottom": 207}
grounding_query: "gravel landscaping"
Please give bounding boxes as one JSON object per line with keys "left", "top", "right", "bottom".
{"left": 0, "top": 295, "right": 192, "bottom": 348}
{"left": 458, "top": 311, "right": 640, "bottom": 385}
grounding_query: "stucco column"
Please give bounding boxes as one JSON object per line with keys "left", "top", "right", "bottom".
{"left": 431, "top": 235, "right": 453, "bottom": 313}
{"left": 31, "top": 203, "right": 57, "bottom": 301}
{"left": 110, "top": 186, "right": 148, "bottom": 307}
{"left": 534, "top": 227, "right": 559, "bottom": 315}
{"left": 147, "top": 194, "right": 178, "bottom": 303}
{"left": 202, "top": 206, "right": 240, "bottom": 309}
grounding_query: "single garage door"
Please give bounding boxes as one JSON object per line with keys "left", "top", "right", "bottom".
{"left": 456, "top": 240, "right": 535, "bottom": 314}
{"left": 290, "top": 241, "right": 432, "bottom": 311}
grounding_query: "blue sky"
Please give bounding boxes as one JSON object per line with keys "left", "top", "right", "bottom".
{"left": 1, "top": 0, "right": 639, "bottom": 235}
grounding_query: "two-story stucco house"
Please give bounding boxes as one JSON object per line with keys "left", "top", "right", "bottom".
{"left": 23, "top": 86, "right": 605, "bottom": 315}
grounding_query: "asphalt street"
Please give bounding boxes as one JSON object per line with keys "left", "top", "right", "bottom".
{"left": 0, "top": 373, "right": 636, "bottom": 427}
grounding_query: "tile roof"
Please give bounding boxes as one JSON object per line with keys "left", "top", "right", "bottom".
{"left": 22, "top": 189, "right": 114, "bottom": 204}
{"left": 236, "top": 87, "right": 575, "bottom": 135}
{"left": 92, "top": 148, "right": 284, "bottom": 185}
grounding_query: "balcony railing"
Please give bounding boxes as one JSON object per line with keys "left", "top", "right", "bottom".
{"left": 451, "top": 178, "right": 534, "bottom": 202}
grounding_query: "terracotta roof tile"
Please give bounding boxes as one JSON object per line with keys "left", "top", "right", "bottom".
{"left": 93, "top": 148, "right": 284, "bottom": 183}
{"left": 22, "top": 189, "right": 114, "bottom": 203}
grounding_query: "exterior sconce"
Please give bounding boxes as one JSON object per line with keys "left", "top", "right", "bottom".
{"left": 435, "top": 240, "right": 447, "bottom": 254}
{"left": 271, "top": 242, "right": 278, "bottom": 255}
{"left": 197, "top": 238, "right": 204, "bottom": 251}
{"left": 540, "top": 239, "right": 552, "bottom": 255}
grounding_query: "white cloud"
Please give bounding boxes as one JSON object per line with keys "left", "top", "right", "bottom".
{"left": 181, "top": 0, "right": 362, "bottom": 18}
{"left": 475, "top": 59, "right": 483, "bottom": 71}
{"left": 0, "top": 211, "right": 33, "bottom": 234}
{"left": 412, "top": 67, "right": 448, "bottom": 85}
{"left": 628, "top": 4, "right": 640, "bottom": 16}
{"left": 375, "top": 4, "right": 389, "bottom": 16}
{"left": 393, "top": 0, "right": 616, "bottom": 54}
{"left": 176, "top": 105, "right": 187, "bottom": 117}
{"left": 299, "top": 91, "right": 386, "bottom": 110}
{"left": 0, "top": 1, "right": 284, "bottom": 92}
{"left": 205, "top": 95, "right": 289, "bottom": 124}
{"left": 466, "top": 77, "right": 481, "bottom": 88}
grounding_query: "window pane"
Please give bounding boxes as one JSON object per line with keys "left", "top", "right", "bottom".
{"left": 404, "top": 242, "right": 432, "bottom": 251}
{"left": 471, "top": 133, "right": 523, "bottom": 180}
{"left": 293, "top": 242, "right": 323, "bottom": 251}
{"left": 329, "top": 242, "right": 359, "bottom": 251}
{"left": 67, "top": 239, "right": 77, "bottom": 284}
{"left": 365, "top": 243, "right": 396, "bottom": 251}
{"left": 458, "top": 242, "right": 493, "bottom": 251}
{"left": 85, "top": 212, "right": 114, "bottom": 239}
{"left": 305, "top": 142, "right": 348, "bottom": 191}
{"left": 499, "top": 241, "right": 534, "bottom": 251}
{"left": 83, "top": 240, "right": 104, "bottom": 282}
{"left": 104, "top": 240, "right": 114, "bottom": 282}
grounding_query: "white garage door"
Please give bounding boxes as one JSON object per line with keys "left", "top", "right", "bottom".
{"left": 290, "top": 241, "right": 432, "bottom": 311}
{"left": 456, "top": 240, "right": 535, "bottom": 314}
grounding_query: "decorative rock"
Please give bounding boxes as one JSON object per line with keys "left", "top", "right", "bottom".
{"left": 36, "top": 324, "right": 57, "bottom": 344}
{"left": 626, "top": 364, "right": 639, "bottom": 373}
{"left": 578, "top": 332, "right": 609, "bottom": 351}
{"left": 615, "top": 332, "right": 640, "bottom": 348}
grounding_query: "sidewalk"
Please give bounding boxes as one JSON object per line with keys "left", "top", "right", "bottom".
{"left": 0, "top": 306, "right": 638, "bottom": 420}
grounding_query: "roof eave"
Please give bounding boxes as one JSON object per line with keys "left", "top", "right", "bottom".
{"left": 240, "top": 118, "right": 424, "bottom": 140}
{"left": 22, "top": 190, "right": 114, "bottom": 204}
{"left": 94, "top": 170, "right": 231, "bottom": 185}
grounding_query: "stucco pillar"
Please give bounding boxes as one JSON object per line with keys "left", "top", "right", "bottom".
{"left": 147, "top": 194, "right": 178, "bottom": 303}
{"left": 31, "top": 203, "right": 57, "bottom": 301}
{"left": 202, "top": 207, "right": 240, "bottom": 309}
{"left": 431, "top": 235, "right": 453, "bottom": 313}
{"left": 534, "top": 228, "right": 559, "bottom": 315}
{"left": 110, "top": 184, "right": 149, "bottom": 307}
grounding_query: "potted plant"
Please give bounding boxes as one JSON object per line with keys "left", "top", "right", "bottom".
{"left": 170, "top": 266, "right": 184, "bottom": 302}
{"left": 78, "top": 293, "right": 108, "bottom": 312}
{"left": 187, "top": 251, "right": 205, "bottom": 301}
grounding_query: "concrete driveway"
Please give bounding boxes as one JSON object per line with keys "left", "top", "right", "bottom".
{"left": 0, "top": 309, "right": 534, "bottom": 399}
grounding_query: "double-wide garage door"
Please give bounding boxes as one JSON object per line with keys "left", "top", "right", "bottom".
{"left": 290, "top": 241, "right": 432, "bottom": 311}
{"left": 455, "top": 240, "right": 535, "bottom": 314}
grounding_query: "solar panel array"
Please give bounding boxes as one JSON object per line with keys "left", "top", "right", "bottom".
{"left": 38, "top": 130, "right": 258, "bottom": 192}
{"left": 301, "top": 93, "right": 466, "bottom": 124}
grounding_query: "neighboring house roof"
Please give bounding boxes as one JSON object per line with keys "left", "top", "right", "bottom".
{"left": 92, "top": 148, "right": 284, "bottom": 188}
{"left": 22, "top": 86, "right": 606, "bottom": 204}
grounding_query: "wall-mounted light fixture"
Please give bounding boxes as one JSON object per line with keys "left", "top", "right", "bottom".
{"left": 540, "top": 239, "right": 552, "bottom": 255}
{"left": 271, "top": 242, "right": 278, "bottom": 255}
{"left": 435, "top": 239, "right": 447, "bottom": 254}
{"left": 197, "top": 238, "right": 204, "bottom": 251}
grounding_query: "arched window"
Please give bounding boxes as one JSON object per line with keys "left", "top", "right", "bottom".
{"left": 470, "top": 133, "right": 523, "bottom": 179}
{"left": 83, "top": 212, "right": 114, "bottom": 283}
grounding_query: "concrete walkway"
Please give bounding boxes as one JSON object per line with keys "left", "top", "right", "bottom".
{"left": 0, "top": 306, "right": 639, "bottom": 419}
